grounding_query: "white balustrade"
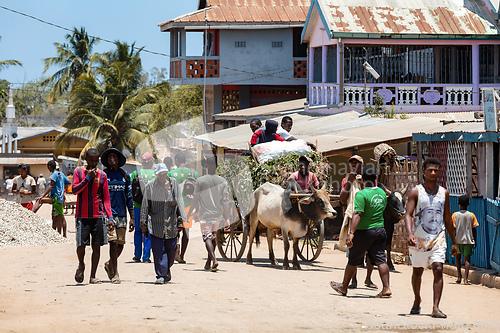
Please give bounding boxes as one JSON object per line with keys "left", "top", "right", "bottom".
{"left": 445, "top": 86, "right": 473, "bottom": 105}
{"left": 310, "top": 84, "right": 337, "bottom": 106}
{"left": 398, "top": 86, "right": 419, "bottom": 105}
{"left": 344, "top": 87, "right": 369, "bottom": 106}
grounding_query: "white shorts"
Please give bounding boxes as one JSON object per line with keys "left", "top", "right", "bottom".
{"left": 409, "top": 246, "right": 446, "bottom": 268}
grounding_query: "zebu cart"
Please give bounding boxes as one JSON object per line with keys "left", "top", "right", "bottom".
{"left": 216, "top": 192, "right": 340, "bottom": 262}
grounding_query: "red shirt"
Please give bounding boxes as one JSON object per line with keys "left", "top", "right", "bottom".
{"left": 73, "top": 166, "right": 112, "bottom": 219}
{"left": 251, "top": 129, "right": 285, "bottom": 146}
{"left": 288, "top": 171, "right": 319, "bottom": 192}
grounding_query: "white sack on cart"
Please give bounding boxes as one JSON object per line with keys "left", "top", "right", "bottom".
{"left": 251, "top": 139, "right": 312, "bottom": 164}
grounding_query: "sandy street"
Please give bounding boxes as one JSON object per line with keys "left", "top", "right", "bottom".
{"left": 1, "top": 204, "right": 500, "bottom": 333}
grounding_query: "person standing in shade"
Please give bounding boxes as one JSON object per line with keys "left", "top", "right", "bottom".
{"left": 130, "top": 152, "right": 156, "bottom": 263}
{"left": 102, "top": 148, "right": 135, "bottom": 284}
{"left": 330, "top": 167, "right": 391, "bottom": 298}
{"left": 12, "top": 163, "right": 36, "bottom": 210}
{"left": 140, "top": 163, "right": 186, "bottom": 284}
{"left": 168, "top": 151, "right": 199, "bottom": 263}
{"left": 188, "top": 157, "right": 229, "bottom": 272}
{"left": 453, "top": 195, "right": 478, "bottom": 285}
{"left": 37, "top": 174, "right": 46, "bottom": 196}
{"left": 72, "top": 148, "right": 113, "bottom": 284}
{"left": 405, "top": 157, "right": 457, "bottom": 318}
{"left": 33, "top": 160, "right": 70, "bottom": 237}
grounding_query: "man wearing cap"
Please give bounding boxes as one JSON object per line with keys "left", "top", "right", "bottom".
{"left": 288, "top": 156, "right": 319, "bottom": 192}
{"left": 101, "top": 148, "right": 135, "bottom": 284}
{"left": 130, "top": 152, "right": 156, "bottom": 263}
{"left": 11, "top": 163, "right": 36, "bottom": 210}
{"left": 339, "top": 154, "right": 376, "bottom": 289}
{"left": 33, "top": 160, "right": 70, "bottom": 237}
{"left": 140, "top": 163, "right": 186, "bottom": 284}
{"left": 250, "top": 119, "right": 285, "bottom": 146}
{"left": 37, "top": 174, "right": 46, "bottom": 196}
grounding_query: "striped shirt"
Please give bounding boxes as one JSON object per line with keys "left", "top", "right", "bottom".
{"left": 140, "top": 177, "right": 186, "bottom": 239}
{"left": 73, "top": 166, "right": 112, "bottom": 219}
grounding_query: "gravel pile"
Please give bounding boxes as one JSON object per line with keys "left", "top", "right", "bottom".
{"left": 0, "top": 199, "right": 68, "bottom": 248}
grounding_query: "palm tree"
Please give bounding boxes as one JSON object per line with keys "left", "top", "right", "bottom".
{"left": 41, "top": 27, "right": 98, "bottom": 103}
{"left": 0, "top": 36, "right": 22, "bottom": 98}
{"left": 55, "top": 42, "right": 160, "bottom": 162}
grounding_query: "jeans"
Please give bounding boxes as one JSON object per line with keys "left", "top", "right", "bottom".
{"left": 134, "top": 207, "right": 151, "bottom": 261}
{"left": 150, "top": 235, "right": 177, "bottom": 279}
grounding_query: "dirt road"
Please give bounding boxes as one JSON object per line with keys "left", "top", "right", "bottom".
{"left": 1, "top": 205, "right": 499, "bottom": 332}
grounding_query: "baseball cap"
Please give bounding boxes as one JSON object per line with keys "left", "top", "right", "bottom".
{"left": 154, "top": 163, "right": 169, "bottom": 175}
{"left": 17, "top": 163, "right": 27, "bottom": 169}
{"left": 141, "top": 152, "right": 154, "bottom": 162}
{"left": 349, "top": 155, "right": 364, "bottom": 164}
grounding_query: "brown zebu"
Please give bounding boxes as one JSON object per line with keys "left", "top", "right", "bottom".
{"left": 246, "top": 180, "right": 336, "bottom": 269}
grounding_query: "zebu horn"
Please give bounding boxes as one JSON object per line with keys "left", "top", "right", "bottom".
{"left": 309, "top": 180, "right": 317, "bottom": 193}
{"left": 401, "top": 184, "right": 410, "bottom": 196}
{"left": 321, "top": 181, "right": 327, "bottom": 191}
{"left": 379, "top": 183, "right": 392, "bottom": 196}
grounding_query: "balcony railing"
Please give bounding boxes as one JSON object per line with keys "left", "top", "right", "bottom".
{"left": 309, "top": 83, "right": 500, "bottom": 107}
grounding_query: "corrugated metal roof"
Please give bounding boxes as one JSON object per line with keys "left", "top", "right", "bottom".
{"left": 305, "top": 0, "right": 499, "bottom": 39}
{"left": 213, "top": 98, "right": 306, "bottom": 120}
{"left": 160, "top": 0, "right": 309, "bottom": 27}
{"left": 196, "top": 111, "right": 473, "bottom": 155}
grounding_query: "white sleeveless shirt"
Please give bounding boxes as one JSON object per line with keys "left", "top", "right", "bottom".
{"left": 412, "top": 184, "right": 447, "bottom": 252}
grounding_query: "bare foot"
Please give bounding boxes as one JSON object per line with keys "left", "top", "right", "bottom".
{"left": 204, "top": 260, "right": 211, "bottom": 270}
{"left": 456, "top": 277, "right": 462, "bottom": 284}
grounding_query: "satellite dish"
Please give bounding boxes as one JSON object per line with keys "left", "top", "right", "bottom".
{"left": 12, "top": 133, "right": 18, "bottom": 139}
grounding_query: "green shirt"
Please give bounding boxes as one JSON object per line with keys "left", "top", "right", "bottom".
{"left": 168, "top": 168, "right": 199, "bottom": 207}
{"left": 130, "top": 169, "right": 156, "bottom": 208}
{"left": 353, "top": 187, "right": 387, "bottom": 230}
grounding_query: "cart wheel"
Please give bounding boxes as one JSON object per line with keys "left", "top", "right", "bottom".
{"left": 298, "top": 220, "right": 324, "bottom": 262}
{"left": 216, "top": 218, "right": 248, "bottom": 262}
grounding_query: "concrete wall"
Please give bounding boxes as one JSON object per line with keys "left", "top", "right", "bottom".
{"left": 219, "top": 29, "right": 300, "bottom": 86}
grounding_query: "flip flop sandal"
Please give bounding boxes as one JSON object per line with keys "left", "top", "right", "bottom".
{"left": 210, "top": 261, "right": 219, "bottom": 272}
{"left": 431, "top": 310, "right": 447, "bottom": 319}
{"left": 365, "top": 283, "right": 378, "bottom": 289}
{"left": 177, "top": 259, "right": 186, "bottom": 264}
{"left": 74, "top": 266, "right": 85, "bottom": 283}
{"left": 330, "top": 281, "right": 347, "bottom": 296}
{"left": 374, "top": 292, "right": 392, "bottom": 298}
{"left": 410, "top": 305, "right": 421, "bottom": 315}
{"left": 89, "top": 277, "right": 102, "bottom": 284}
{"left": 104, "top": 261, "right": 114, "bottom": 280}
{"left": 348, "top": 282, "right": 357, "bottom": 289}
{"left": 111, "top": 275, "right": 121, "bottom": 284}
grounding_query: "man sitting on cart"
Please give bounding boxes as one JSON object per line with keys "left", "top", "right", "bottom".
{"left": 288, "top": 156, "right": 319, "bottom": 193}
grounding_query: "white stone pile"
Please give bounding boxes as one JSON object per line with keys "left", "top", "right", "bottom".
{"left": 0, "top": 199, "right": 68, "bottom": 248}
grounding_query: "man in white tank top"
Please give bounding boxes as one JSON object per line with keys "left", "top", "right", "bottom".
{"left": 405, "top": 158, "right": 457, "bottom": 319}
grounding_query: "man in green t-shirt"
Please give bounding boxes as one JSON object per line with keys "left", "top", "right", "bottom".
{"left": 168, "top": 152, "right": 199, "bottom": 264}
{"left": 131, "top": 152, "right": 156, "bottom": 263}
{"left": 330, "top": 166, "right": 391, "bottom": 298}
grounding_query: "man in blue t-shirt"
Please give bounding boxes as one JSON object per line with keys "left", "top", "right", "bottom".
{"left": 34, "top": 160, "right": 70, "bottom": 237}
{"left": 101, "top": 148, "right": 135, "bottom": 284}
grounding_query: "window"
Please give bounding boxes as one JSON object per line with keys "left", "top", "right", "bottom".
{"left": 293, "top": 27, "right": 307, "bottom": 57}
{"left": 327, "top": 46, "right": 337, "bottom": 83}
{"left": 480, "top": 45, "right": 500, "bottom": 84}
{"left": 235, "top": 41, "right": 246, "bottom": 48}
{"left": 43, "top": 135, "right": 56, "bottom": 142}
{"left": 313, "top": 47, "right": 322, "bottom": 82}
{"left": 272, "top": 41, "right": 283, "bottom": 48}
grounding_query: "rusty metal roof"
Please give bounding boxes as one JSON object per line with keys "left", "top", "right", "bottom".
{"left": 160, "top": 0, "right": 310, "bottom": 29}
{"left": 303, "top": 0, "right": 499, "bottom": 40}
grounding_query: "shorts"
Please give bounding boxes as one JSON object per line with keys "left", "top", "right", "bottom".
{"left": 51, "top": 195, "right": 64, "bottom": 216}
{"left": 348, "top": 227, "right": 387, "bottom": 266}
{"left": 409, "top": 246, "right": 446, "bottom": 268}
{"left": 183, "top": 206, "right": 193, "bottom": 229}
{"left": 457, "top": 244, "right": 474, "bottom": 256}
{"left": 21, "top": 202, "right": 33, "bottom": 211}
{"left": 107, "top": 216, "right": 127, "bottom": 245}
{"left": 200, "top": 222, "right": 221, "bottom": 242}
{"left": 76, "top": 218, "right": 107, "bottom": 247}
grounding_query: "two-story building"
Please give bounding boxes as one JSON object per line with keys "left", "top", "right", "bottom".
{"left": 159, "top": 0, "right": 311, "bottom": 130}
{"left": 301, "top": 0, "right": 500, "bottom": 113}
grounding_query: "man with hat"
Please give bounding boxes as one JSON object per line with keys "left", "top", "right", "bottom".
{"left": 140, "top": 163, "right": 186, "bottom": 284}
{"left": 288, "top": 156, "right": 319, "bottom": 192}
{"left": 11, "top": 163, "right": 36, "bottom": 210}
{"left": 101, "top": 148, "right": 135, "bottom": 284}
{"left": 339, "top": 154, "right": 377, "bottom": 289}
{"left": 130, "top": 152, "right": 156, "bottom": 263}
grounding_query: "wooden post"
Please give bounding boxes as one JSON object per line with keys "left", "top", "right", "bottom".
{"left": 216, "top": 146, "right": 225, "bottom": 164}
{"left": 465, "top": 142, "right": 473, "bottom": 196}
{"left": 486, "top": 141, "right": 495, "bottom": 199}
{"left": 417, "top": 141, "right": 423, "bottom": 183}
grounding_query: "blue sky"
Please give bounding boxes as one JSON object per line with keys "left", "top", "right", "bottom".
{"left": 0, "top": 0, "right": 201, "bottom": 85}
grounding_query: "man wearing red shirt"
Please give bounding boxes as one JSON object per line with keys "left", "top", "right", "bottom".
{"left": 72, "top": 148, "right": 113, "bottom": 284}
{"left": 288, "top": 156, "right": 319, "bottom": 192}
{"left": 250, "top": 119, "right": 285, "bottom": 146}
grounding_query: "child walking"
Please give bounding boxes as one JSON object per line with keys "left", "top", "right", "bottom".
{"left": 452, "top": 195, "right": 478, "bottom": 285}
